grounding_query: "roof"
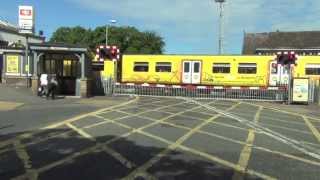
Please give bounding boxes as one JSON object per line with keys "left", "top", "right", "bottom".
{"left": 0, "top": 19, "right": 44, "bottom": 40}
{"left": 242, "top": 31, "right": 320, "bottom": 54}
{"left": 29, "top": 42, "right": 88, "bottom": 52}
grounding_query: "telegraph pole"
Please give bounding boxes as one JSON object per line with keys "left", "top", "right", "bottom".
{"left": 215, "top": 0, "right": 226, "bottom": 55}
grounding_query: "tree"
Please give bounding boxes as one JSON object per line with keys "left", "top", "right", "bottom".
{"left": 50, "top": 26, "right": 165, "bottom": 54}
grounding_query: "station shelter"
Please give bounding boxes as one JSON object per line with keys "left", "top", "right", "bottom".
{"left": 0, "top": 43, "right": 91, "bottom": 97}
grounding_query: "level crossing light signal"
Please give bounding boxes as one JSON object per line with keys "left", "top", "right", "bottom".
{"left": 276, "top": 52, "right": 297, "bottom": 65}
{"left": 97, "top": 46, "right": 120, "bottom": 61}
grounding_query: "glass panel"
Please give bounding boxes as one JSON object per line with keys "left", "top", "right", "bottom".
{"left": 193, "top": 62, "right": 200, "bottom": 73}
{"left": 213, "top": 63, "right": 230, "bottom": 73}
{"left": 184, "top": 62, "right": 190, "bottom": 73}
{"left": 306, "top": 68, "right": 320, "bottom": 75}
{"left": 271, "top": 63, "right": 277, "bottom": 74}
{"left": 134, "top": 62, "right": 149, "bottom": 72}
{"left": 238, "top": 63, "right": 257, "bottom": 74}
{"left": 156, "top": 62, "right": 171, "bottom": 72}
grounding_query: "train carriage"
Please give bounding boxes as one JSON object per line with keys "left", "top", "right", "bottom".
{"left": 95, "top": 46, "right": 320, "bottom": 87}
{"left": 121, "top": 55, "right": 273, "bottom": 87}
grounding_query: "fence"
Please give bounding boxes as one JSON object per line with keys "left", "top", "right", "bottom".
{"left": 100, "top": 78, "right": 320, "bottom": 103}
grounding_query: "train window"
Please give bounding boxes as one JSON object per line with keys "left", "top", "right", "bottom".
{"left": 305, "top": 64, "right": 320, "bottom": 75}
{"left": 194, "top": 62, "right": 200, "bottom": 73}
{"left": 184, "top": 62, "right": 190, "bottom": 73}
{"left": 238, "top": 63, "right": 257, "bottom": 74}
{"left": 212, "top": 63, "right": 230, "bottom": 73}
{"left": 134, "top": 62, "right": 149, "bottom": 72}
{"left": 156, "top": 62, "right": 171, "bottom": 72}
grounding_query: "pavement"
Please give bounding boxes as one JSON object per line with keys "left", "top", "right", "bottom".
{"left": 0, "top": 85, "right": 320, "bottom": 180}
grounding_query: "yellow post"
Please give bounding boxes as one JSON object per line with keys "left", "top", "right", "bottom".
{"left": 103, "top": 60, "right": 115, "bottom": 79}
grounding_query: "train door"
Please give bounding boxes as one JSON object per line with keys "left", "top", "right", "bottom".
{"left": 269, "top": 61, "right": 289, "bottom": 86}
{"left": 182, "top": 61, "right": 201, "bottom": 84}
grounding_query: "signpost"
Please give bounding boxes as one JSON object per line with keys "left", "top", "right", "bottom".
{"left": 18, "top": 5, "right": 34, "bottom": 87}
{"left": 292, "top": 78, "right": 309, "bottom": 104}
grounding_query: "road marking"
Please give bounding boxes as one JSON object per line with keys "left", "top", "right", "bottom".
{"left": 303, "top": 116, "right": 320, "bottom": 143}
{"left": 43, "top": 96, "right": 139, "bottom": 129}
{"left": 232, "top": 106, "right": 262, "bottom": 180}
{"left": 122, "top": 102, "right": 241, "bottom": 180}
{"left": 19, "top": 100, "right": 214, "bottom": 178}
{"left": 13, "top": 139, "right": 38, "bottom": 180}
{"left": 113, "top": 104, "right": 320, "bottom": 167}
{"left": 259, "top": 122, "right": 313, "bottom": 135}
{"left": 66, "top": 123, "right": 135, "bottom": 169}
{"left": 243, "top": 101, "right": 320, "bottom": 122}
{"left": 0, "top": 101, "right": 23, "bottom": 111}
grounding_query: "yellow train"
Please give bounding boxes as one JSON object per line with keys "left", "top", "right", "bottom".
{"left": 100, "top": 54, "right": 320, "bottom": 87}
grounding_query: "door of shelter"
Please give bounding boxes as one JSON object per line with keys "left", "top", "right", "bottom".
{"left": 182, "top": 60, "right": 201, "bottom": 84}
{"left": 39, "top": 54, "right": 79, "bottom": 95}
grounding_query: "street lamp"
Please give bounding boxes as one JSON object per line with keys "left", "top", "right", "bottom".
{"left": 106, "top": 19, "right": 117, "bottom": 47}
{"left": 214, "top": 0, "right": 226, "bottom": 55}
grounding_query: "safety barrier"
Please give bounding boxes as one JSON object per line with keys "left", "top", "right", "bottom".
{"left": 109, "top": 82, "right": 288, "bottom": 101}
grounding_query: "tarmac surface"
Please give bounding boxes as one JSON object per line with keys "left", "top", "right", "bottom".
{"left": 0, "top": 86, "right": 320, "bottom": 180}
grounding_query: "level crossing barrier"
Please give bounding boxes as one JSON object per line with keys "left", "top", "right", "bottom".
{"left": 106, "top": 81, "right": 288, "bottom": 102}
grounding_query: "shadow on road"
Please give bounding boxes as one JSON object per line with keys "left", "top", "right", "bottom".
{"left": 0, "top": 128, "right": 259, "bottom": 180}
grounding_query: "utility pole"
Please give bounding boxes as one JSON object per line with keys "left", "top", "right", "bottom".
{"left": 106, "top": 19, "right": 117, "bottom": 47}
{"left": 215, "top": 0, "right": 226, "bottom": 55}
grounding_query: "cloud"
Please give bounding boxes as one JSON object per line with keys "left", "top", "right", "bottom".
{"left": 67, "top": 0, "right": 320, "bottom": 53}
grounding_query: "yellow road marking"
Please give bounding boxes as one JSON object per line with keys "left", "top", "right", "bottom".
{"left": 65, "top": 123, "right": 135, "bottom": 169}
{"left": 260, "top": 122, "right": 313, "bottom": 135}
{"left": 13, "top": 140, "right": 38, "bottom": 180}
{"left": 0, "top": 101, "right": 23, "bottom": 111}
{"left": 232, "top": 106, "right": 262, "bottom": 180}
{"left": 303, "top": 116, "right": 320, "bottom": 143}
{"left": 122, "top": 102, "right": 241, "bottom": 180}
{"left": 242, "top": 101, "right": 320, "bottom": 122}
{"left": 43, "top": 96, "right": 140, "bottom": 129}
{"left": 19, "top": 100, "right": 213, "bottom": 177}
{"left": 113, "top": 104, "right": 320, "bottom": 167}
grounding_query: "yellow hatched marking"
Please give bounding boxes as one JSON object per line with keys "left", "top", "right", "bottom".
{"left": 243, "top": 101, "right": 320, "bottom": 122}
{"left": 122, "top": 102, "right": 241, "bottom": 180}
{"left": 232, "top": 106, "right": 262, "bottom": 180}
{"left": 44, "top": 96, "right": 140, "bottom": 129}
{"left": 113, "top": 105, "right": 320, "bottom": 167}
{"left": 12, "top": 140, "right": 38, "bottom": 180}
{"left": 303, "top": 116, "right": 320, "bottom": 143}
{"left": 66, "top": 123, "right": 135, "bottom": 169}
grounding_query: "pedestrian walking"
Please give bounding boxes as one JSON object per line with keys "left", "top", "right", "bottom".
{"left": 39, "top": 73, "right": 48, "bottom": 97}
{"left": 47, "top": 75, "right": 58, "bottom": 100}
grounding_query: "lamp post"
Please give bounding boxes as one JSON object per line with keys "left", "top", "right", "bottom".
{"left": 106, "top": 19, "right": 117, "bottom": 47}
{"left": 215, "top": 0, "right": 226, "bottom": 55}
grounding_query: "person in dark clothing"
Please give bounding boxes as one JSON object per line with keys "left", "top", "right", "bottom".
{"left": 47, "top": 75, "right": 58, "bottom": 100}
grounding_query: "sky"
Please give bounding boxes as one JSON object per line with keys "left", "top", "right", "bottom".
{"left": 1, "top": 0, "right": 320, "bottom": 54}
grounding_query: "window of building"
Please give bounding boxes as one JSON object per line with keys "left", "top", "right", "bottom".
{"left": 155, "top": 62, "right": 171, "bottom": 72}
{"left": 134, "top": 62, "right": 149, "bottom": 72}
{"left": 238, "top": 63, "right": 257, "bottom": 74}
{"left": 305, "top": 64, "right": 320, "bottom": 75}
{"left": 271, "top": 63, "right": 277, "bottom": 74}
{"left": 212, "top": 63, "right": 230, "bottom": 73}
{"left": 63, "top": 60, "right": 78, "bottom": 77}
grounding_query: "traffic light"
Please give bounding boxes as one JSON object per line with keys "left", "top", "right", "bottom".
{"left": 276, "top": 52, "right": 297, "bottom": 65}
{"left": 96, "top": 46, "right": 120, "bottom": 61}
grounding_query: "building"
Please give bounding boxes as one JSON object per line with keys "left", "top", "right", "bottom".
{"left": 242, "top": 31, "right": 320, "bottom": 55}
{"left": 0, "top": 19, "right": 91, "bottom": 97}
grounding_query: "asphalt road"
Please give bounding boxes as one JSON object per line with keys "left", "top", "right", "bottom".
{"left": 1, "top": 95, "right": 320, "bottom": 180}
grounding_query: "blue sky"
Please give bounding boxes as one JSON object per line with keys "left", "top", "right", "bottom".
{"left": 1, "top": 0, "right": 319, "bottom": 54}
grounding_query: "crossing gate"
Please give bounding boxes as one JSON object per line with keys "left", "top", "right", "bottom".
{"left": 103, "top": 79, "right": 289, "bottom": 101}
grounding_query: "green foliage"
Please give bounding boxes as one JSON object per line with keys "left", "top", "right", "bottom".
{"left": 50, "top": 25, "right": 165, "bottom": 54}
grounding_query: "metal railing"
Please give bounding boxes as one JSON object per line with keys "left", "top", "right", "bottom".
{"left": 109, "top": 83, "right": 288, "bottom": 102}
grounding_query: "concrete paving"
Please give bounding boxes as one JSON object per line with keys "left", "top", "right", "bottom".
{"left": 0, "top": 93, "right": 320, "bottom": 180}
